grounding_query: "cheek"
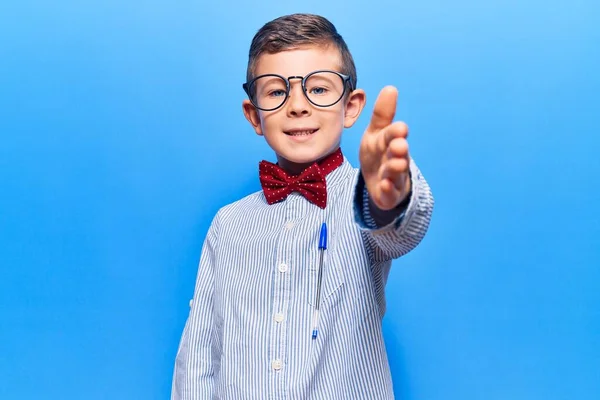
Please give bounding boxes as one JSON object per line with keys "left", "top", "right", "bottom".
{"left": 323, "top": 109, "right": 346, "bottom": 130}
{"left": 259, "top": 111, "right": 280, "bottom": 134}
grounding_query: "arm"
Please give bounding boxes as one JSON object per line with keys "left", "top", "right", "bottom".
{"left": 354, "top": 158, "right": 434, "bottom": 262}
{"left": 355, "top": 86, "right": 434, "bottom": 261}
{"left": 171, "top": 213, "right": 220, "bottom": 399}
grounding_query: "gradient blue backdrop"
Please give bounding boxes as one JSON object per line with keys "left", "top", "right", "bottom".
{"left": 1, "top": 1, "right": 599, "bottom": 399}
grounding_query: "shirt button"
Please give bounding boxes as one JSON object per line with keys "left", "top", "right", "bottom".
{"left": 272, "top": 359, "right": 282, "bottom": 371}
{"left": 189, "top": 299, "right": 193, "bottom": 308}
{"left": 274, "top": 313, "right": 284, "bottom": 323}
{"left": 278, "top": 263, "right": 288, "bottom": 273}
{"left": 284, "top": 221, "right": 294, "bottom": 230}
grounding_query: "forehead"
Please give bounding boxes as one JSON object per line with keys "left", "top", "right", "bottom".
{"left": 254, "top": 45, "right": 342, "bottom": 78}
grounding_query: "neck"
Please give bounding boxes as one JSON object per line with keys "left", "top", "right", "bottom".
{"left": 276, "top": 147, "right": 342, "bottom": 176}
{"left": 276, "top": 158, "right": 315, "bottom": 176}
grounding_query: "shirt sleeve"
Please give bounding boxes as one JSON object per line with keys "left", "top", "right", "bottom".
{"left": 353, "top": 158, "right": 434, "bottom": 263}
{"left": 171, "top": 212, "right": 220, "bottom": 399}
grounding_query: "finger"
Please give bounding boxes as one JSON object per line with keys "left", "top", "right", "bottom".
{"left": 383, "top": 122, "right": 409, "bottom": 147}
{"left": 380, "top": 158, "right": 409, "bottom": 183}
{"left": 366, "top": 86, "right": 398, "bottom": 133}
{"left": 386, "top": 137, "right": 409, "bottom": 159}
{"left": 377, "top": 179, "right": 399, "bottom": 210}
{"left": 376, "top": 123, "right": 408, "bottom": 156}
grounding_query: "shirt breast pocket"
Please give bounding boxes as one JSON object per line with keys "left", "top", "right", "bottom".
{"left": 307, "top": 248, "right": 345, "bottom": 307}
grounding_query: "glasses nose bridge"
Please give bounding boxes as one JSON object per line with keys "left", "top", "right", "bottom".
{"left": 286, "top": 75, "right": 306, "bottom": 91}
{"left": 286, "top": 75, "right": 309, "bottom": 106}
{"left": 287, "top": 75, "right": 305, "bottom": 81}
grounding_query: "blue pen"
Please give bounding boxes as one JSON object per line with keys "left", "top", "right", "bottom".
{"left": 312, "top": 222, "right": 327, "bottom": 340}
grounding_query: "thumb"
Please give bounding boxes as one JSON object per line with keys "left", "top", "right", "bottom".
{"left": 366, "top": 86, "right": 398, "bottom": 133}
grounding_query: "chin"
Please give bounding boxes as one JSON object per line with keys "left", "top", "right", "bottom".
{"left": 282, "top": 150, "right": 329, "bottom": 165}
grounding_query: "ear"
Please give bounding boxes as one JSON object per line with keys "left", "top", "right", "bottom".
{"left": 242, "top": 99, "right": 263, "bottom": 136}
{"left": 343, "top": 89, "right": 366, "bottom": 128}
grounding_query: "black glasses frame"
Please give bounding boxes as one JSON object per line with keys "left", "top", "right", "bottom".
{"left": 242, "top": 69, "right": 355, "bottom": 112}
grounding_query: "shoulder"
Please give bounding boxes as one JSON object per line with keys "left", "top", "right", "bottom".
{"left": 212, "top": 189, "right": 268, "bottom": 224}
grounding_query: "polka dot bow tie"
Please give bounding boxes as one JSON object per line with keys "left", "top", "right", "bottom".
{"left": 258, "top": 148, "right": 344, "bottom": 209}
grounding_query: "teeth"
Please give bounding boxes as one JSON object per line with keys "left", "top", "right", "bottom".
{"left": 287, "top": 130, "right": 315, "bottom": 136}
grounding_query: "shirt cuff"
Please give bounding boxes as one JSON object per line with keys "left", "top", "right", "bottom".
{"left": 353, "top": 169, "right": 413, "bottom": 231}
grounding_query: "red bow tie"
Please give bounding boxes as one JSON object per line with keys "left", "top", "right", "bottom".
{"left": 259, "top": 148, "right": 344, "bottom": 209}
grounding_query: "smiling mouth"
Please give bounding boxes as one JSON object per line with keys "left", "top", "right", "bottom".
{"left": 284, "top": 129, "right": 318, "bottom": 136}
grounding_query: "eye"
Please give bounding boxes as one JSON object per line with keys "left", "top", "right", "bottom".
{"left": 310, "top": 87, "right": 328, "bottom": 95}
{"left": 268, "top": 89, "right": 287, "bottom": 97}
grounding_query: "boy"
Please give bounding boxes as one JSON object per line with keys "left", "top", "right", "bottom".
{"left": 172, "top": 13, "right": 434, "bottom": 400}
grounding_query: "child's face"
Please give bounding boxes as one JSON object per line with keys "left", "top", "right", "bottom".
{"left": 243, "top": 45, "right": 365, "bottom": 173}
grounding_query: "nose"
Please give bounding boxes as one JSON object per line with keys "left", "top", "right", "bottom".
{"left": 286, "top": 81, "right": 311, "bottom": 117}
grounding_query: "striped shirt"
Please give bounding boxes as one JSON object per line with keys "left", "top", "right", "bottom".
{"left": 171, "top": 155, "right": 434, "bottom": 399}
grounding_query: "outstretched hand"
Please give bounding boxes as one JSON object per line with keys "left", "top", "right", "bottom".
{"left": 359, "top": 86, "right": 411, "bottom": 211}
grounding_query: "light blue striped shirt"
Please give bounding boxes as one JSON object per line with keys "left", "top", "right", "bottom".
{"left": 171, "top": 154, "right": 434, "bottom": 399}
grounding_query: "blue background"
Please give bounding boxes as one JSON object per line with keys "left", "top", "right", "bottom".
{"left": 1, "top": 1, "right": 599, "bottom": 399}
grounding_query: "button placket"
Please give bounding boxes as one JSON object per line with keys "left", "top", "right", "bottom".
{"left": 269, "top": 204, "right": 301, "bottom": 394}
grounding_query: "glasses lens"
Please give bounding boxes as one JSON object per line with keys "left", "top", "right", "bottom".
{"left": 250, "top": 75, "right": 287, "bottom": 110}
{"left": 304, "top": 72, "right": 345, "bottom": 107}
